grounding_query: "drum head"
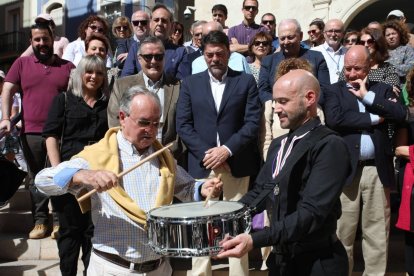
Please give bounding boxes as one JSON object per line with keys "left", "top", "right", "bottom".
{"left": 149, "top": 201, "right": 244, "bottom": 218}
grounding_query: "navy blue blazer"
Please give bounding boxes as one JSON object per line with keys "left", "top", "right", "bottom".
{"left": 120, "top": 41, "right": 187, "bottom": 79}
{"left": 323, "top": 80, "right": 407, "bottom": 186}
{"left": 114, "top": 37, "right": 134, "bottom": 69}
{"left": 258, "top": 47, "right": 330, "bottom": 104}
{"left": 176, "top": 68, "right": 261, "bottom": 178}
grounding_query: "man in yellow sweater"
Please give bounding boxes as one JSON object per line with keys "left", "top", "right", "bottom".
{"left": 35, "top": 86, "right": 222, "bottom": 275}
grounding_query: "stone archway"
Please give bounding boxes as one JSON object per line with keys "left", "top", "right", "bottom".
{"left": 343, "top": 0, "right": 414, "bottom": 31}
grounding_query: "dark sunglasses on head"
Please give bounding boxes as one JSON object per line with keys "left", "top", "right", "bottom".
{"left": 244, "top": 5, "right": 258, "bottom": 11}
{"left": 89, "top": 25, "right": 104, "bottom": 33}
{"left": 253, "top": 40, "right": 270, "bottom": 47}
{"left": 345, "top": 38, "right": 358, "bottom": 44}
{"left": 139, "top": 54, "right": 164, "bottom": 62}
{"left": 358, "top": 38, "right": 375, "bottom": 45}
{"left": 262, "top": 20, "right": 275, "bottom": 25}
{"left": 115, "top": 26, "right": 128, "bottom": 31}
{"left": 132, "top": 20, "right": 148, "bottom": 26}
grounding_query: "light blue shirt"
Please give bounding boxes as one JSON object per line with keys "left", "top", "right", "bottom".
{"left": 192, "top": 52, "right": 252, "bottom": 75}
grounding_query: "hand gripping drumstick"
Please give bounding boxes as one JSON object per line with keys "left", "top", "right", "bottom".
{"left": 77, "top": 142, "right": 174, "bottom": 203}
{"left": 203, "top": 173, "right": 222, "bottom": 207}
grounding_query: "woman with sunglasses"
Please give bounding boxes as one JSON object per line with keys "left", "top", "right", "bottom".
{"left": 343, "top": 29, "right": 360, "bottom": 49}
{"left": 63, "top": 15, "right": 112, "bottom": 68}
{"left": 305, "top": 19, "right": 325, "bottom": 48}
{"left": 383, "top": 20, "right": 414, "bottom": 84}
{"left": 42, "top": 55, "right": 109, "bottom": 276}
{"left": 339, "top": 27, "right": 400, "bottom": 94}
{"left": 169, "top": 21, "right": 184, "bottom": 46}
{"left": 112, "top": 16, "right": 133, "bottom": 71}
{"left": 247, "top": 31, "right": 273, "bottom": 83}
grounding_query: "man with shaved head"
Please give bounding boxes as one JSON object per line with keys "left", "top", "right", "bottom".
{"left": 324, "top": 45, "right": 407, "bottom": 275}
{"left": 313, "top": 19, "right": 347, "bottom": 83}
{"left": 217, "top": 69, "right": 351, "bottom": 276}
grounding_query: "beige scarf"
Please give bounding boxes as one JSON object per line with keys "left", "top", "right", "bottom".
{"left": 74, "top": 127, "right": 176, "bottom": 226}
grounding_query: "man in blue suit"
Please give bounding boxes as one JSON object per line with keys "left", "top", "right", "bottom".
{"left": 121, "top": 4, "right": 187, "bottom": 79}
{"left": 176, "top": 30, "right": 261, "bottom": 276}
{"left": 258, "top": 19, "right": 330, "bottom": 105}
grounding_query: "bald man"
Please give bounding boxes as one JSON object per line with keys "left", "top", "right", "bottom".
{"left": 313, "top": 19, "right": 347, "bottom": 84}
{"left": 324, "top": 45, "right": 407, "bottom": 275}
{"left": 217, "top": 69, "right": 351, "bottom": 276}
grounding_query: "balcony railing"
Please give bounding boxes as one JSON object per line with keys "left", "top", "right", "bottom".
{"left": 0, "top": 31, "right": 27, "bottom": 57}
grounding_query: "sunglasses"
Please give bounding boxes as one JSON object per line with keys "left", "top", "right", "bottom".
{"left": 325, "top": 29, "right": 342, "bottom": 34}
{"left": 262, "top": 20, "right": 275, "bottom": 25}
{"left": 174, "top": 28, "right": 183, "bottom": 34}
{"left": 115, "top": 26, "right": 128, "bottom": 32}
{"left": 243, "top": 6, "right": 258, "bottom": 11}
{"left": 129, "top": 117, "right": 161, "bottom": 129}
{"left": 345, "top": 38, "right": 358, "bottom": 44}
{"left": 358, "top": 38, "right": 375, "bottom": 45}
{"left": 132, "top": 20, "right": 148, "bottom": 27}
{"left": 89, "top": 25, "right": 104, "bottom": 33}
{"left": 307, "top": 30, "right": 318, "bottom": 35}
{"left": 139, "top": 54, "right": 164, "bottom": 62}
{"left": 253, "top": 40, "right": 270, "bottom": 47}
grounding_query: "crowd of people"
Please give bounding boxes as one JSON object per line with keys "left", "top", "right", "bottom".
{"left": 1, "top": 0, "right": 414, "bottom": 275}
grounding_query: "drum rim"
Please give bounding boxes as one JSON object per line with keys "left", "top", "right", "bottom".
{"left": 147, "top": 201, "right": 246, "bottom": 220}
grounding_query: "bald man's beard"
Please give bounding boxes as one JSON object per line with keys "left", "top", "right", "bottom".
{"left": 279, "top": 100, "right": 308, "bottom": 130}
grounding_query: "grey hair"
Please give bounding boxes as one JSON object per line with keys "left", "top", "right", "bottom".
{"left": 137, "top": 36, "right": 165, "bottom": 55}
{"left": 69, "top": 55, "right": 108, "bottom": 98}
{"left": 191, "top": 20, "right": 207, "bottom": 31}
{"left": 279, "top": 19, "right": 302, "bottom": 33}
{"left": 119, "top": 85, "right": 162, "bottom": 116}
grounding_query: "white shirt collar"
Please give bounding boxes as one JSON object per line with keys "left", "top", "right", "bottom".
{"left": 208, "top": 69, "right": 228, "bottom": 83}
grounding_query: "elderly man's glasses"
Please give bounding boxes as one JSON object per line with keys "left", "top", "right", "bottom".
{"left": 128, "top": 116, "right": 161, "bottom": 129}
{"left": 132, "top": 20, "right": 148, "bottom": 26}
{"left": 139, "top": 54, "right": 164, "bottom": 62}
{"left": 325, "top": 29, "right": 342, "bottom": 34}
{"left": 89, "top": 25, "right": 104, "bottom": 33}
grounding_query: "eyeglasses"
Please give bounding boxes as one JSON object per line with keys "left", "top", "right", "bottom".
{"left": 358, "top": 38, "right": 375, "bottom": 46}
{"left": 139, "top": 54, "right": 164, "bottom": 62}
{"left": 307, "top": 30, "right": 317, "bottom": 35}
{"left": 128, "top": 117, "right": 161, "bottom": 129}
{"left": 89, "top": 25, "right": 104, "bottom": 33}
{"left": 253, "top": 40, "right": 270, "bottom": 47}
{"left": 132, "top": 20, "right": 148, "bottom": 27}
{"left": 115, "top": 26, "right": 128, "bottom": 32}
{"left": 243, "top": 6, "right": 258, "bottom": 11}
{"left": 262, "top": 20, "right": 275, "bottom": 25}
{"left": 325, "top": 29, "right": 342, "bottom": 34}
{"left": 194, "top": 32, "right": 203, "bottom": 37}
{"left": 344, "top": 38, "right": 358, "bottom": 44}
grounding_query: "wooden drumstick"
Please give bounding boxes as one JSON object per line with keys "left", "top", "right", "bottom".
{"left": 203, "top": 173, "right": 222, "bottom": 207}
{"left": 77, "top": 142, "right": 174, "bottom": 203}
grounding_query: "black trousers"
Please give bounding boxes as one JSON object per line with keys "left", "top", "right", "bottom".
{"left": 266, "top": 240, "right": 348, "bottom": 276}
{"left": 20, "top": 134, "right": 58, "bottom": 225}
{"left": 404, "top": 231, "right": 414, "bottom": 276}
{"left": 52, "top": 193, "right": 94, "bottom": 276}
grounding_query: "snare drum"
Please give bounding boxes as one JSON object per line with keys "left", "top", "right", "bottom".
{"left": 147, "top": 201, "right": 251, "bottom": 257}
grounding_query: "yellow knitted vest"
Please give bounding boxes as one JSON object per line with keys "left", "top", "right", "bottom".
{"left": 73, "top": 127, "right": 176, "bottom": 226}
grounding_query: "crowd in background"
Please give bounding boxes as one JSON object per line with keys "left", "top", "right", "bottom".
{"left": 1, "top": 0, "right": 414, "bottom": 275}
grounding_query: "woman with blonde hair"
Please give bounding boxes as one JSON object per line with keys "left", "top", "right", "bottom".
{"left": 43, "top": 55, "right": 109, "bottom": 275}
